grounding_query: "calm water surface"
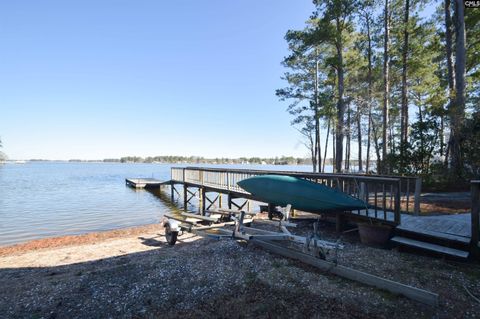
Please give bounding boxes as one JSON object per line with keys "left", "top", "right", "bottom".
{"left": 0, "top": 162, "right": 314, "bottom": 245}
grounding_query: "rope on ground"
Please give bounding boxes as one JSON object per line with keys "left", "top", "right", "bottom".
{"left": 463, "top": 284, "right": 480, "bottom": 304}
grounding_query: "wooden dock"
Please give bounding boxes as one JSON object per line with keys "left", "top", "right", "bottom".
{"left": 168, "top": 166, "right": 421, "bottom": 225}
{"left": 125, "top": 178, "right": 171, "bottom": 189}
{"left": 127, "top": 167, "right": 478, "bottom": 259}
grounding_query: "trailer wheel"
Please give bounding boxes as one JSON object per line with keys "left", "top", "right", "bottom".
{"left": 165, "top": 223, "right": 178, "bottom": 246}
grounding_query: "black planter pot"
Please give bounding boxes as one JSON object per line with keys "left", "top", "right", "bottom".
{"left": 358, "top": 223, "right": 393, "bottom": 248}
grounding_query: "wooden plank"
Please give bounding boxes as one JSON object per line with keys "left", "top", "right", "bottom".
{"left": 396, "top": 226, "right": 471, "bottom": 244}
{"left": 391, "top": 236, "right": 469, "bottom": 258}
{"left": 251, "top": 239, "right": 438, "bottom": 307}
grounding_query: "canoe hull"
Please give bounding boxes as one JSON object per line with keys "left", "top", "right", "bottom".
{"left": 237, "top": 175, "right": 366, "bottom": 213}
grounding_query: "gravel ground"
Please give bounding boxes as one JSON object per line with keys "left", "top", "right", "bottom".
{"left": 0, "top": 220, "right": 479, "bottom": 319}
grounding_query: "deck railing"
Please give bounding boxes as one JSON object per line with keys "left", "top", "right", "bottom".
{"left": 471, "top": 180, "right": 480, "bottom": 257}
{"left": 170, "top": 167, "right": 421, "bottom": 224}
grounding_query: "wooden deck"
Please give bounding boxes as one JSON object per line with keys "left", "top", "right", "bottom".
{"left": 125, "top": 178, "right": 171, "bottom": 189}
{"left": 398, "top": 213, "right": 471, "bottom": 243}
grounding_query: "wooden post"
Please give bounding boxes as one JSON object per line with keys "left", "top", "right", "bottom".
{"left": 170, "top": 183, "right": 174, "bottom": 201}
{"left": 183, "top": 185, "right": 188, "bottom": 210}
{"left": 200, "top": 187, "right": 206, "bottom": 215}
{"left": 471, "top": 181, "right": 480, "bottom": 258}
{"left": 394, "top": 181, "right": 401, "bottom": 224}
{"left": 359, "top": 182, "right": 366, "bottom": 202}
{"left": 228, "top": 193, "right": 232, "bottom": 209}
{"left": 218, "top": 193, "right": 222, "bottom": 208}
{"left": 413, "top": 177, "right": 422, "bottom": 215}
{"left": 382, "top": 184, "right": 387, "bottom": 211}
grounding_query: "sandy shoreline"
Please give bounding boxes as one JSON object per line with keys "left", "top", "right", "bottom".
{"left": 0, "top": 223, "right": 164, "bottom": 258}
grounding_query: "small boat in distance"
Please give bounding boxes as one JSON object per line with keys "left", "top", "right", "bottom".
{"left": 237, "top": 175, "right": 367, "bottom": 213}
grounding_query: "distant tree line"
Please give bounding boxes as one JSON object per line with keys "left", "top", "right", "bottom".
{"left": 107, "top": 156, "right": 315, "bottom": 165}
{"left": 278, "top": 0, "right": 479, "bottom": 188}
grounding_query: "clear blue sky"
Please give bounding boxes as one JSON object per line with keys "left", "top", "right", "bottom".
{"left": 0, "top": 0, "right": 315, "bottom": 160}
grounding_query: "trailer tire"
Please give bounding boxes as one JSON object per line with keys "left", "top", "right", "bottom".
{"left": 165, "top": 223, "right": 178, "bottom": 246}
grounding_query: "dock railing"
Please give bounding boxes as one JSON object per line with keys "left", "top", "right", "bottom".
{"left": 170, "top": 167, "right": 421, "bottom": 225}
{"left": 472, "top": 180, "right": 480, "bottom": 257}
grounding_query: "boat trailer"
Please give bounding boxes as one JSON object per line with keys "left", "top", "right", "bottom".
{"left": 162, "top": 206, "right": 341, "bottom": 258}
{"left": 161, "top": 206, "right": 438, "bottom": 307}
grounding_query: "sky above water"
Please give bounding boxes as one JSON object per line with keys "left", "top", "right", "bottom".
{"left": 0, "top": 0, "right": 315, "bottom": 160}
{"left": 0, "top": 1, "right": 435, "bottom": 160}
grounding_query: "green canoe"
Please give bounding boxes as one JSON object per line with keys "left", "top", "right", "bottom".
{"left": 237, "top": 175, "right": 367, "bottom": 213}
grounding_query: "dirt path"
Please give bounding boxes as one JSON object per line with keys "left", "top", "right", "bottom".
{"left": 0, "top": 222, "right": 479, "bottom": 318}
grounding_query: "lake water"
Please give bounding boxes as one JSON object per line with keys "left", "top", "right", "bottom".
{"left": 0, "top": 162, "right": 316, "bottom": 246}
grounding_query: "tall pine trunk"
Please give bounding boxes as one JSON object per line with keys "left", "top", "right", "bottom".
{"left": 444, "top": 0, "right": 455, "bottom": 166}
{"left": 313, "top": 49, "right": 320, "bottom": 173}
{"left": 365, "top": 13, "right": 373, "bottom": 173}
{"left": 450, "top": 0, "right": 466, "bottom": 178}
{"left": 323, "top": 119, "right": 330, "bottom": 173}
{"left": 335, "top": 18, "right": 345, "bottom": 173}
{"left": 318, "top": 126, "right": 322, "bottom": 173}
{"left": 345, "top": 103, "right": 351, "bottom": 172}
{"left": 372, "top": 123, "right": 382, "bottom": 173}
{"left": 357, "top": 103, "right": 363, "bottom": 172}
{"left": 400, "top": 0, "right": 410, "bottom": 166}
{"left": 315, "top": 49, "right": 322, "bottom": 172}
{"left": 440, "top": 116, "right": 445, "bottom": 156}
{"left": 382, "top": 0, "right": 390, "bottom": 174}
{"left": 445, "top": 0, "right": 455, "bottom": 92}
{"left": 332, "top": 125, "right": 336, "bottom": 171}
